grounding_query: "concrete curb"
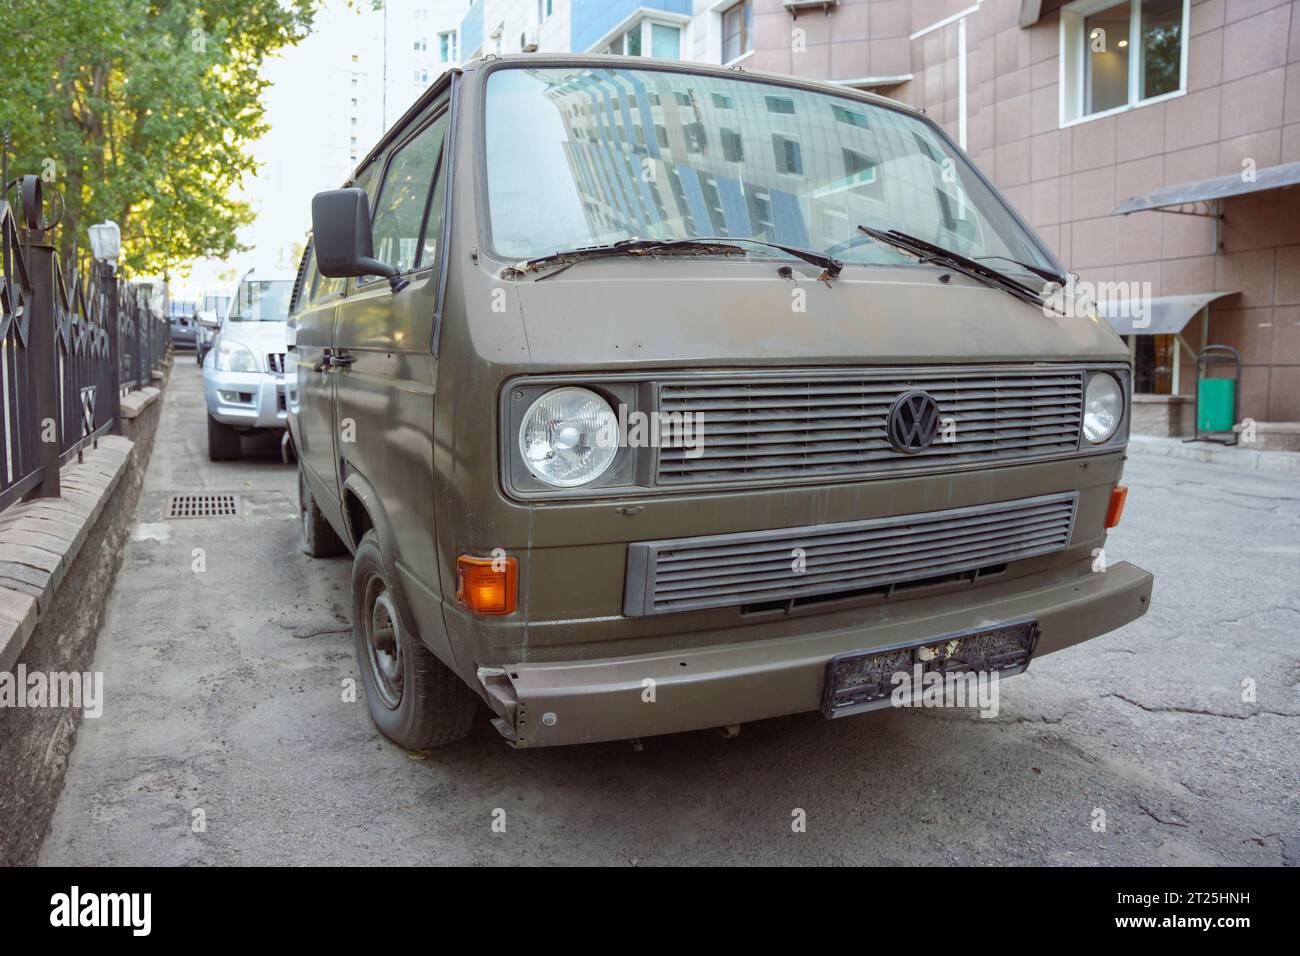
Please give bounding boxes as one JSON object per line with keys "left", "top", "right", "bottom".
{"left": 0, "top": 436, "right": 135, "bottom": 674}
{"left": 1128, "top": 435, "right": 1300, "bottom": 474}
{"left": 1, "top": 356, "right": 171, "bottom": 866}
{"left": 120, "top": 386, "right": 161, "bottom": 420}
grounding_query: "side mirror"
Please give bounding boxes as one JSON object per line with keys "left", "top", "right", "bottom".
{"left": 310, "top": 188, "right": 408, "bottom": 293}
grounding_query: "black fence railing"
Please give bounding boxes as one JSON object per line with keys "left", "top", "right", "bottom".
{"left": 0, "top": 176, "right": 169, "bottom": 514}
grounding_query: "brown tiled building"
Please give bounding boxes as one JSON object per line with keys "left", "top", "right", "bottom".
{"left": 739, "top": 0, "right": 1300, "bottom": 442}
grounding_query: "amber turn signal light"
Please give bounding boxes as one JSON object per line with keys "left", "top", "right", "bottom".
{"left": 456, "top": 554, "right": 517, "bottom": 615}
{"left": 1105, "top": 484, "right": 1128, "bottom": 529}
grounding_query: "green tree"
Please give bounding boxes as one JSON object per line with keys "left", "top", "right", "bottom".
{"left": 1, "top": 0, "right": 321, "bottom": 274}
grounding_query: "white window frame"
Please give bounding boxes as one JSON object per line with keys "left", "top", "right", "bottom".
{"left": 720, "top": 0, "right": 754, "bottom": 66}
{"left": 590, "top": 10, "right": 690, "bottom": 60}
{"left": 1059, "top": 0, "right": 1189, "bottom": 128}
{"left": 438, "top": 30, "right": 458, "bottom": 64}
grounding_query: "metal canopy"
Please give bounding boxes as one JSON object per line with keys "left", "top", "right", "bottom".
{"left": 1111, "top": 161, "right": 1300, "bottom": 215}
{"left": 1097, "top": 292, "right": 1237, "bottom": 335}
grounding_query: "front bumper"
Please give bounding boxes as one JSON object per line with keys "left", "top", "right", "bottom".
{"left": 480, "top": 560, "right": 1152, "bottom": 747}
{"left": 203, "top": 367, "right": 287, "bottom": 429}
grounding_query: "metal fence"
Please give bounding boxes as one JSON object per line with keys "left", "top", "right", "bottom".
{"left": 0, "top": 176, "right": 169, "bottom": 514}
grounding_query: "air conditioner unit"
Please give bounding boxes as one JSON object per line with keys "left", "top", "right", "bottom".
{"left": 520, "top": 28, "right": 539, "bottom": 52}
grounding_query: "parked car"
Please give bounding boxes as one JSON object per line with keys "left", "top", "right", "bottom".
{"left": 196, "top": 292, "right": 231, "bottom": 365}
{"left": 169, "top": 300, "right": 199, "bottom": 348}
{"left": 289, "top": 54, "right": 1152, "bottom": 751}
{"left": 202, "top": 268, "right": 294, "bottom": 460}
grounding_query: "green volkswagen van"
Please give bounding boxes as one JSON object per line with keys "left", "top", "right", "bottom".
{"left": 287, "top": 54, "right": 1151, "bottom": 749}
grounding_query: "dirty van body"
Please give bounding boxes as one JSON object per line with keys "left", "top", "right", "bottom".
{"left": 288, "top": 54, "right": 1152, "bottom": 750}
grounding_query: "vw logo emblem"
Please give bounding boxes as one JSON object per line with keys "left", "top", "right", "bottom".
{"left": 886, "top": 389, "right": 941, "bottom": 454}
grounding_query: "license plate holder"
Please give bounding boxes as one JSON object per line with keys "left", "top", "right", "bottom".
{"left": 821, "top": 619, "right": 1040, "bottom": 719}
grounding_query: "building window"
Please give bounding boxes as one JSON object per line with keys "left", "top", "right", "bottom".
{"left": 413, "top": 38, "right": 427, "bottom": 52}
{"left": 438, "top": 31, "right": 458, "bottom": 63}
{"left": 1130, "top": 334, "right": 1176, "bottom": 394}
{"left": 536, "top": 0, "right": 553, "bottom": 22}
{"left": 650, "top": 23, "right": 680, "bottom": 59}
{"left": 664, "top": 165, "right": 696, "bottom": 232}
{"left": 1060, "top": 0, "right": 1187, "bottom": 124}
{"left": 772, "top": 134, "right": 803, "bottom": 175}
{"left": 746, "top": 189, "right": 775, "bottom": 240}
{"left": 720, "top": 128, "right": 744, "bottom": 162}
{"left": 683, "top": 122, "right": 707, "bottom": 154}
{"left": 711, "top": 92, "right": 735, "bottom": 109}
{"left": 607, "top": 25, "right": 642, "bottom": 55}
{"left": 765, "top": 95, "right": 795, "bottom": 115}
{"left": 604, "top": 20, "right": 681, "bottom": 59}
{"left": 701, "top": 175, "right": 728, "bottom": 234}
{"left": 842, "top": 148, "right": 876, "bottom": 182}
{"left": 832, "top": 104, "right": 870, "bottom": 128}
{"left": 722, "top": 1, "right": 753, "bottom": 63}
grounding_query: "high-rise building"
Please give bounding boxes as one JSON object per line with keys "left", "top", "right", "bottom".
{"left": 380, "top": 1, "right": 472, "bottom": 131}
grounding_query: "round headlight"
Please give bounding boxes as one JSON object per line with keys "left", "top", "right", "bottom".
{"left": 519, "top": 387, "right": 619, "bottom": 487}
{"left": 1083, "top": 373, "right": 1123, "bottom": 443}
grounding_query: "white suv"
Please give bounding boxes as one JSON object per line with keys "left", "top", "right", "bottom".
{"left": 202, "top": 268, "right": 296, "bottom": 460}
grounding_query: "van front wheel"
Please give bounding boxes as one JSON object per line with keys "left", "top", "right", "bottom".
{"left": 351, "top": 531, "right": 478, "bottom": 749}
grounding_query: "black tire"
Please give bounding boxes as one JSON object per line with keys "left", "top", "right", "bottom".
{"left": 207, "top": 415, "right": 242, "bottom": 461}
{"left": 351, "top": 530, "right": 478, "bottom": 749}
{"left": 299, "top": 465, "right": 345, "bottom": 558}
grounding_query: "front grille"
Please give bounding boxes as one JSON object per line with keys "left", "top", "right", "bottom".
{"left": 267, "top": 353, "right": 286, "bottom": 374}
{"left": 623, "top": 492, "right": 1077, "bottom": 616}
{"left": 656, "top": 367, "right": 1084, "bottom": 486}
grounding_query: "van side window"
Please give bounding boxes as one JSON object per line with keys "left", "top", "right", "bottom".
{"left": 367, "top": 112, "right": 449, "bottom": 276}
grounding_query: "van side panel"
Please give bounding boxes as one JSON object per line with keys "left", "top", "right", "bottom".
{"left": 333, "top": 273, "right": 448, "bottom": 660}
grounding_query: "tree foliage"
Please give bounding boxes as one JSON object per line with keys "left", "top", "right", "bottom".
{"left": 1, "top": 0, "right": 320, "bottom": 274}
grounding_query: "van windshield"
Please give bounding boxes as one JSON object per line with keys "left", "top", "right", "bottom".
{"left": 484, "top": 66, "right": 1055, "bottom": 276}
{"left": 228, "top": 280, "right": 292, "bottom": 322}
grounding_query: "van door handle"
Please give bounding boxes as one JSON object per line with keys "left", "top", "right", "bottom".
{"left": 328, "top": 351, "right": 356, "bottom": 369}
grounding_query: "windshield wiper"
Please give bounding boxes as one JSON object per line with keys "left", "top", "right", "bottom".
{"left": 856, "top": 226, "right": 1063, "bottom": 313}
{"left": 505, "top": 236, "right": 843, "bottom": 281}
{"left": 972, "top": 254, "right": 1067, "bottom": 287}
{"left": 694, "top": 236, "right": 843, "bottom": 279}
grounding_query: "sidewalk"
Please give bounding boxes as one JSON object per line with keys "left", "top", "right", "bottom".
{"left": 1127, "top": 435, "right": 1300, "bottom": 475}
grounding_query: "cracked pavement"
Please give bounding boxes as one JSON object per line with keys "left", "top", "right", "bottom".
{"left": 39, "top": 362, "right": 1300, "bottom": 865}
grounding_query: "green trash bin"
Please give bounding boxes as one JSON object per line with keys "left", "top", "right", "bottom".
{"left": 1197, "top": 377, "right": 1236, "bottom": 432}
{"left": 1189, "top": 345, "right": 1241, "bottom": 444}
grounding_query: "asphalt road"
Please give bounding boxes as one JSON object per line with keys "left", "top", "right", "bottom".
{"left": 40, "top": 360, "right": 1300, "bottom": 865}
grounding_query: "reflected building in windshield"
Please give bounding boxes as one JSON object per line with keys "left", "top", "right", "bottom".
{"left": 521, "top": 66, "right": 1001, "bottom": 264}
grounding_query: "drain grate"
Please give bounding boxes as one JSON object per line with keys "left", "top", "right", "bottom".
{"left": 165, "top": 494, "right": 241, "bottom": 519}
